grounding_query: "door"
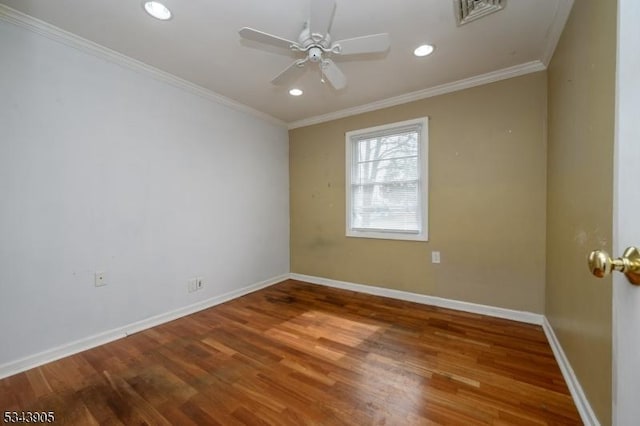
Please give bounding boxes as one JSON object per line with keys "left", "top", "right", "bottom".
{"left": 613, "top": 0, "right": 640, "bottom": 423}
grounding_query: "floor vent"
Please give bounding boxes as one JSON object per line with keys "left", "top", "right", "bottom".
{"left": 455, "top": 0, "right": 506, "bottom": 26}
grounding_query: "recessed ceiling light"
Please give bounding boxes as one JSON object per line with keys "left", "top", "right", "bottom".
{"left": 414, "top": 44, "right": 435, "bottom": 57}
{"left": 143, "top": 1, "right": 172, "bottom": 21}
{"left": 289, "top": 88, "right": 303, "bottom": 96}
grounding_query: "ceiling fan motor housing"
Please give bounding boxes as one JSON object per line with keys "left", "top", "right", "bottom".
{"left": 308, "top": 47, "right": 323, "bottom": 62}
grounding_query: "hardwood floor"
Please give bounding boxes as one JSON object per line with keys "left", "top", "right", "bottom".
{"left": 0, "top": 280, "right": 581, "bottom": 425}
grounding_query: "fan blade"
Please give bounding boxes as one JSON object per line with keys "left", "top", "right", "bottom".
{"left": 334, "top": 33, "right": 390, "bottom": 55}
{"left": 239, "top": 27, "right": 299, "bottom": 50}
{"left": 271, "top": 60, "right": 307, "bottom": 86}
{"left": 321, "top": 59, "right": 346, "bottom": 90}
{"left": 309, "top": 0, "right": 336, "bottom": 38}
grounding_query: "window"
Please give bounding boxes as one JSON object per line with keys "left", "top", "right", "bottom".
{"left": 345, "top": 117, "right": 428, "bottom": 241}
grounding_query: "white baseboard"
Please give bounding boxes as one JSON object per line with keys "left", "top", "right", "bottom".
{"left": 0, "top": 273, "right": 289, "bottom": 380}
{"left": 289, "top": 273, "right": 544, "bottom": 325}
{"left": 542, "top": 317, "right": 600, "bottom": 426}
{"left": 1, "top": 271, "right": 599, "bottom": 426}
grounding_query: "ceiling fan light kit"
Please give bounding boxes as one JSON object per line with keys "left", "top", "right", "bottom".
{"left": 238, "top": 0, "right": 390, "bottom": 91}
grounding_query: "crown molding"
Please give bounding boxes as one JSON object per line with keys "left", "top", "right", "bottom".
{"left": 541, "top": 0, "right": 574, "bottom": 66}
{"left": 287, "top": 60, "right": 546, "bottom": 129}
{"left": 0, "top": 4, "right": 286, "bottom": 128}
{"left": 0, "top": 2, "right": 569, "bottom": 131}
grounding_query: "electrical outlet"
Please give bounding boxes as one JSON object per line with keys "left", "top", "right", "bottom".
{"left": 95, "top": 271, "right": 107, "bottom": 287}
{"left": 431, "top": 251, "right": 441, "bottom": 264}
{"left": 196, "top": 277, "right": 204, "bottom": 290}
{"left": 187, "top": 278, "right": 197, "bottom": 293}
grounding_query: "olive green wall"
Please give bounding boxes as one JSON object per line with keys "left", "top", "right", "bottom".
{"left": 290, "top": 72, "right": 548, "bottom": 313}
{"left": 546, "top": 0, "right": 616, "bottom": 423}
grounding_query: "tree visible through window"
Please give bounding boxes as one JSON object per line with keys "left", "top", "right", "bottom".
{"left": 346, "top": 118, "right": 428, "bottom": 241}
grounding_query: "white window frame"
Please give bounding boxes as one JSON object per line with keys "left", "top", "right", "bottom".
{"left": 345, "top": 117, "right": 429, "bottom": 241}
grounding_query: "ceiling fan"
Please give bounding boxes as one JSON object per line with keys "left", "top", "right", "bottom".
{"left": 238, "top": 0, "right": 390, "bottom": 90}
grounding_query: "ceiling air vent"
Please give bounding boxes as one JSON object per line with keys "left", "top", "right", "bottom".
{"left": 455, "top": 0, "right": 506, "bottom": 26}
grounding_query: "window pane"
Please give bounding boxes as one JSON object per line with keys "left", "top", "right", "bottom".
{"left": 356, "top": 131, "right": 418, "bottom": 162}
{"left": 351, "top": 181, "right": 420, "bottom": 232}
{"left": 355, "top": 157, "right": 418, "bottom": 185}
{"left": 347, "top": 119, "right": 427, "bottom": 240}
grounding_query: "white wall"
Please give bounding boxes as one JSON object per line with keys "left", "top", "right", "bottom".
{"left": 0, "top": 20, "right": 289, "bottom": 368}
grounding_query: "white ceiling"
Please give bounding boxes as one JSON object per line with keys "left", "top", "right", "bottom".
{"left": 0, "top": 0, "right": 570, "bottom": 125}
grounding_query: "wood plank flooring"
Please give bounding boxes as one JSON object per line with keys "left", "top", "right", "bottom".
{"left": 0, "top": 279, "right": 581, "bottom": 425}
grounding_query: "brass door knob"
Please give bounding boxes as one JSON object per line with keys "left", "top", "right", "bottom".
{"left": 588, "top": 246, "right": 640, "bottom": 285}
